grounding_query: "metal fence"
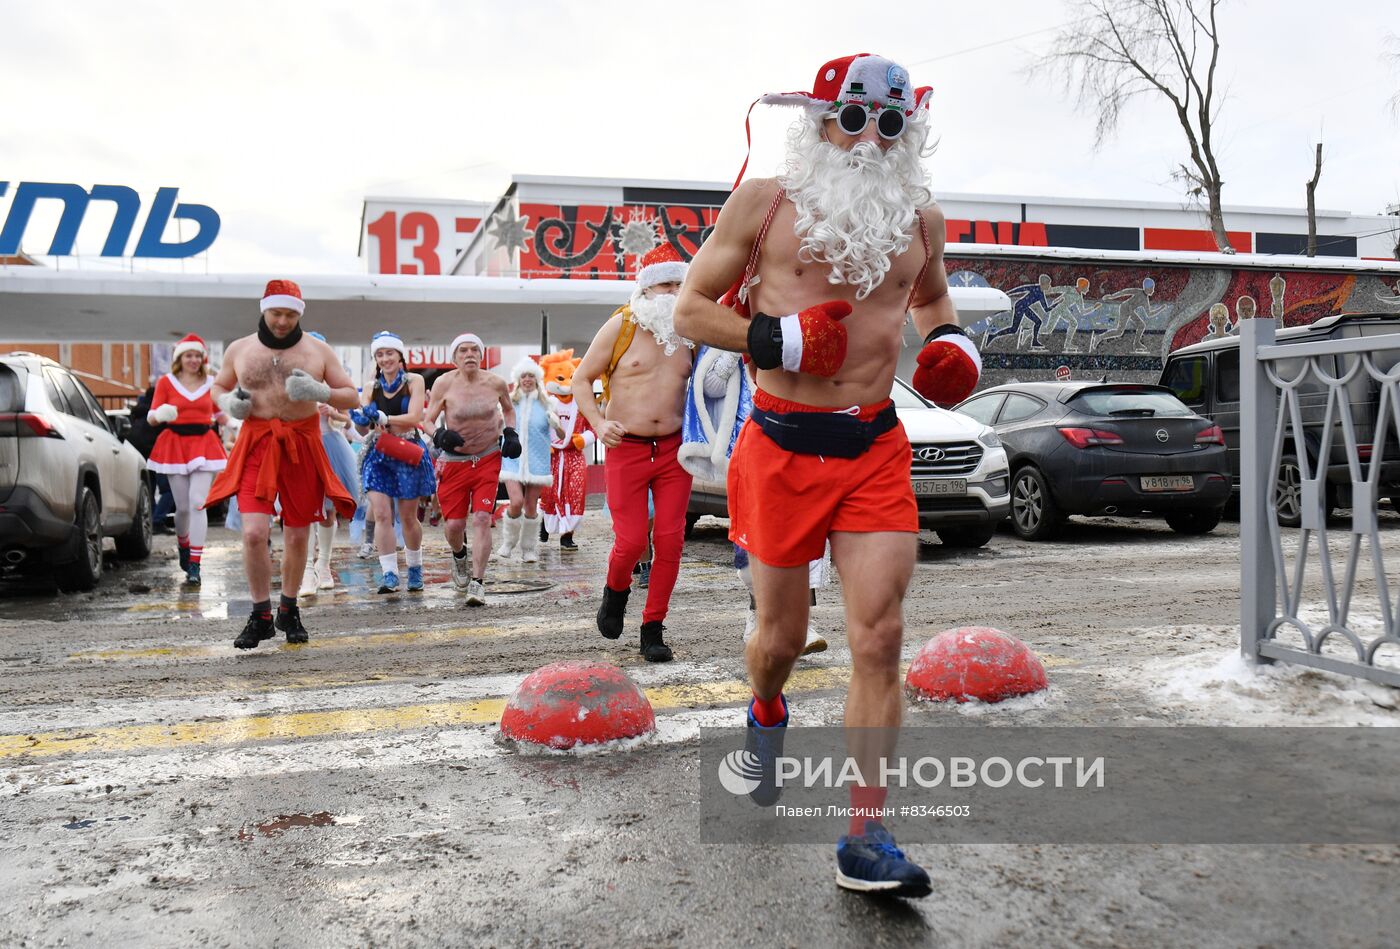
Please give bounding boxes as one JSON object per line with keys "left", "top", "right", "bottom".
{"left": 1240, "top": 318, "right": 1400, "bottom": 687}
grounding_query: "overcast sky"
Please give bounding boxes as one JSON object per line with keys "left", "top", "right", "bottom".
{"left": 3, "top": 0, "right": 1397, "bottom": 274}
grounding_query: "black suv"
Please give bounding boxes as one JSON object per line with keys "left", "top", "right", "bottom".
{"left": 1158, "top": 312, "right": 1400, "bottom": 526}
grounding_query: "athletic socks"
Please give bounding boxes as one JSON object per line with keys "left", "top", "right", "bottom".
{"left": 378, "top": 554, "right": 398, "bottom": 576}
{"left": 849, "top": 785, "right": 890, "bottom": 836}
{"left": 405, "top": 548, "right": 423, "bottom": 568}
{"left": 189, "top": 546, "right": 203, "bottom": 565}
{"left": 453, "top": 546, "right": 469, "bottom": 560}
{"left": 253, "top": 599, "right": 272, "bottom": 620}
{"left": 278, "top": 594, "right": 297, "bottom": 614}
{"left": 750, "top": 692, "right": 787, "bottom": 727}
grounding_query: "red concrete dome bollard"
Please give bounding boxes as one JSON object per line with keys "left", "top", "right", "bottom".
{"left": 499, "top": 660, "right": 656, "bottom": 749}
{"left": 905, "top": 627, "right": 1048, "bottom": 703}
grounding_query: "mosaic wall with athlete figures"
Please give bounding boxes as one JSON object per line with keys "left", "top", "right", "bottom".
{"left": 944, "top": 257, "right": 1400, "bottom": 387}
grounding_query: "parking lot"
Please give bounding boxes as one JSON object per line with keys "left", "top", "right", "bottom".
{"left": 3, "top": 513, "right": 1400, "bottom": 947}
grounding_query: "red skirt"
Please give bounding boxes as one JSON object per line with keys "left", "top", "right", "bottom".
{"left": 148, "top": 429, "right": 228, "bottom": 475}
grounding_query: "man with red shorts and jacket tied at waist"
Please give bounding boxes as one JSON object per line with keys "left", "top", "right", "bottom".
{"left": 205, "top": 280, "right": 361, "bottom": 649}
{"left": 674, "top": 54, "right": 981, "bottom": 898}
{"left": 573, "top": 244, "right": 696, "bottom": 663}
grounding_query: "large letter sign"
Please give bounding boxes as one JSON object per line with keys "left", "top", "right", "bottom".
{"left": 0, "top": 182, "right": 221, "bottom": 259}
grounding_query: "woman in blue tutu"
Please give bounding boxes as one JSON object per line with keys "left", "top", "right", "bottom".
{"left": 351, "top": 331, "right": 435, "bottom": 593}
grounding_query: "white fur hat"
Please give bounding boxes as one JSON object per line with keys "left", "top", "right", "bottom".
{"left": 510, "top": 356, "right": 544, "bottom": 386}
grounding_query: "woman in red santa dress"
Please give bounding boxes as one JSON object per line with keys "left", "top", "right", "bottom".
{"left": 146, "top": 333, "right": 227, "bottom": 585}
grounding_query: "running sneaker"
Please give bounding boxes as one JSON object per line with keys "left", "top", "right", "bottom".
{"left": 450, "top": 554, "right": 470, "bottom": 591}
{"left": 465, "top": 579, "right": 487, "bottom": 606}
{"left": 185, "top": 563, "right": 201, "bottom": 587}
{"left": 378, "top": 571, "right": 400, "bottom": 594}
{"left": 316, "top": 565, "right": 335, "bottom": 590}
{"left": 298, "top": 569, "right": 319, "bottom": 598}
{"left": 744, "top": 694, "right": 788, "bottom": 807}
{"left": 637, "top": 560, "right": 651, "bottom": 589}
{"left": 276, "top": 603, "right": 309, "bottom": 645}
{"left": 406, "top": 565, "right": 424, "bottom": 592}
{"left": 233, "top": 612, "right": 275, "bottom": 650}
{"left": 802, "top": 625, "right": 828, "bottom": 655}
{"left": 835, "top": 821, "right": 932, "bottom": 898}
{"left": 356, "top": 542, "right": 375, "bottom": 560}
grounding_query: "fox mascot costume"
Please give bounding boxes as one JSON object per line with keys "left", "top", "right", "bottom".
{"left": 539, "top": 350, "right": 595, "bottom": 548}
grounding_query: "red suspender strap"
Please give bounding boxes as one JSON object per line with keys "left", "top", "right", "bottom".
{"left": 732, "top": 98, "right": 762, "bottom": 191}
{"left": 738, "top": 189, "right": 785, "bottom": 309}
{"left": 908, "top": 210, "right": 932, "bottom": 311}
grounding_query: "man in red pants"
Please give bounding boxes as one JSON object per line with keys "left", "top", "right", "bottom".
{"left": 674, "top": 54, "right": 980, "bottom": 897}
{"left": 573, "top": 244, "right": 695, "bottom": 662}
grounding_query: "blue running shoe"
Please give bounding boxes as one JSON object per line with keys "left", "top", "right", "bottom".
{"left": 377, "top": 570, "right": 400, "bottom": 594}
{"left": 744, "top": 695, "right": 788, "bottom": 807}
{"left": 406, "top": 565, "right": 424, "bottom": 592}
{"left": 836, "top": 821, "right": 932, "bottom": 898}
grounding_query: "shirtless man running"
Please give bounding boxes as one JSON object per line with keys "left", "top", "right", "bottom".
{"left": 673, "top": 55, "right": 981, "bottom": 897}
{"left": 574, "top": 244, "right": 695, "bottom": 662}
{"left": 205, "top": 280, "right": 361, "bottom": 649}
{"left": 426, "top": 333, "right": 520, "bottom": 605}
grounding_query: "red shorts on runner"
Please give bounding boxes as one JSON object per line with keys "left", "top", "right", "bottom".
{"left": 727, "top": 389, "right": 917, "bottom": 567}
{"left": 237, "top": 434, "right": 327, "bottom": 528}
{"left": 438, "top": 453, "right": 503, "bottom": 519}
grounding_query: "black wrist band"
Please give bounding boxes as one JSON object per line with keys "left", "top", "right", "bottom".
{"left": 747, "top": 313, "right": 784, "bottom": 371}
{"left": 923, "top": 324, "right": 967, "bottom": 346}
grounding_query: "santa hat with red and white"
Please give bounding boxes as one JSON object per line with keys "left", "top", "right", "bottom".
{"left": 733, "top": 54, "right": 933, "bottom": 187}
{"left": 635, "top": 244, "right": 688, "bottom": 291}
{"left": 171, "top": 333, "right": 208, "bottom": 362}
{"left": 260, "top": 279, "right": 305, "bottom": 315}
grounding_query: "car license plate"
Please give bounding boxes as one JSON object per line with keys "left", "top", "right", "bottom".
{"left": 1140, "top": 475, "right": 1195, "bottom": 492}
{"left": 913, "top": 478, "right": 967, "bottom": 496}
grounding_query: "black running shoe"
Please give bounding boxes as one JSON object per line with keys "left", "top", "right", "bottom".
{"left": 744, "top": 694, "right": 788, "bottom": 807}
{"left": 234, "top": 613, "right": 275, "bottom": 650}
{"left": 596, "top": 585, "right": 629, "bottom": 639}
{"left": 185, "top": 563, "right": 201, "bottom": 586}
{"left": 639, "top": 620, "right": 672, "bottom": 662}
{"left": 276, "top": 604, "right": 309, "bottom": 644}
{"left": 559, "top": 532, "right": 578, "bottom": 551}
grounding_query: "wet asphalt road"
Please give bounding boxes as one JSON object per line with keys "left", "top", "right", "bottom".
{"left": 3, "top": 514, "right": 1400, "bottom": 947}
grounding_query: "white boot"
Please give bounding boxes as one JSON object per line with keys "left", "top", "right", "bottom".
{"left": 495, "top": 513, "right": 522, "bottom": 561}
{"left": 519, "top": 515, "right": 541, "bottom": 563}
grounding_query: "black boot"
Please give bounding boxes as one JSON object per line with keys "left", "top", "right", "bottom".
{"left": 596, "top": 585, "right": 629, "bottom": 640}
{"left": 178, "top": 545, "right": 190, "bottom": 573}
{"left": 276, "top": 602, "right": 309, "bottom": 644}
{"left": 639, "top": 621, "right": 673, "bottom": 663}
{"left": 559, "top": 532, "right": 578, "bottom": 551}
{"left": 540, "top": 522, "right": 549, "bottom": 543}
{"left": 233, "top": 612, "right": 275, "bottom": 650}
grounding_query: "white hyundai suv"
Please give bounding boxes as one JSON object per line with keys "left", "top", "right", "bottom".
{"left": 686, "top": 377, "right": 1011, "bottom": 548}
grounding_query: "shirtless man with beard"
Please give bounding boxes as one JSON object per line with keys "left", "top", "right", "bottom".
{"left": 426, "top": 333, "right": 520, "bottom": 606}
{"left": 573, "top": 244, "right": 695, "bottom": 662}
{"left": 674, "top": 55, "right": 981, "bottom": 897}
{"left": 205, "top": 280, "right": 361, "bottom": 649}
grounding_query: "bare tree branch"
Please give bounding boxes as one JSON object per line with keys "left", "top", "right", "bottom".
{"left": 1030, "top": 0, "right": 1236, "bottom": 252}
{"left": 1306, "top": 142, "right": 1323, "bottom": 257}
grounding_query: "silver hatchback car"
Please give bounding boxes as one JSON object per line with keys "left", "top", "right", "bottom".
{"left": 0, "top": 352, "right": 152, "bottom": 590}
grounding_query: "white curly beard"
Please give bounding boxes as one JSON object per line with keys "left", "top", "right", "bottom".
{"left": 629, "top": 291, "right": 694, "bottom": 357}
{"left": 780, "top": 108, "right": 933, "bottom": 300}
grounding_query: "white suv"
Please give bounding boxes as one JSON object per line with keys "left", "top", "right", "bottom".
{"left": 686, "top": 377, "right": 1011, "bottom": 548}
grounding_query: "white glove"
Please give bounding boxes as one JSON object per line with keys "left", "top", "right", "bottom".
{"left": 149, "top": 403, "right": 178, "bottom": 423}
{"left": 285, "top": 369, "right": 332, "bottom": 403}
{"left": 220, "top": 387, "right": 253, "bottom": 420}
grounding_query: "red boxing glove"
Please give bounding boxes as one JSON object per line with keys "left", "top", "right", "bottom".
{"left": 747, "top": 301, "right": 853, "bottom": 377}
{"left": 913, "top": 325, "right": 982, "bottom": 407}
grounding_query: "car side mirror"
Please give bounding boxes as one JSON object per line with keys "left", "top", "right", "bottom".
{"left": 115, "top": 416, "right": 132, "bottom": 442}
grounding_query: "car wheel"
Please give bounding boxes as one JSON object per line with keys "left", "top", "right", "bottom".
{"left": 1165, "top": 508, "right": 1221, "bottom": 535}
{"left": 56, "top": 487, "right": 102, "bottom": 593}
{"left": 936, "top": 524, "right": 997, "bottom": 548}
{"left": 1010, "top": 467, "right": 1061, "bottom": 540}
{"left": 115, "top": 479, "right": 153, "bottom": 560}
{"left": 1275, "top": 454, "right": 1303, "bottom": 528}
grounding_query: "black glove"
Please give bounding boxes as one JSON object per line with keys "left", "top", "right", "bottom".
{"left": 433, "top": 427, "right": 465, "bottom": 454}
{"left": 746, "top": 313, "right": 785, "bottom": 371}
{"left": 501, "top": 426, "right": 522, "bottom": 459}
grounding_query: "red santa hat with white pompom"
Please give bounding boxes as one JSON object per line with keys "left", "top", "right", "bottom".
{"left": 260, "top": 279, "right": 305, "bottom": 315}
{"left": 171, "top": 333, "right": 207, "bottom": 361}
{"left": 635, "top": 243, "right": 689, "bottom": 290}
